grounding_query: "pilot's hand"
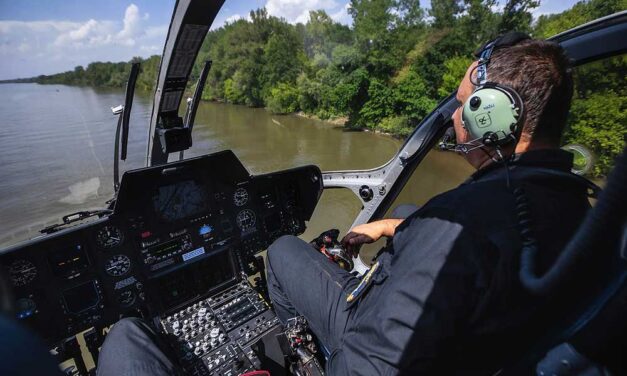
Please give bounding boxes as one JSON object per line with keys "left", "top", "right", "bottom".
{"left": 341, "top": 219, "right": 403, "bottom": 257}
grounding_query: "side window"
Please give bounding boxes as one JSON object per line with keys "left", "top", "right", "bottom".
{"left": 562, "top": 54, "right": 626, "bottom": 178}
{"left": 359, "top": 54, "right": 626, "bottom": 263}
{"left": 359, "top": 148, "right": 474, "bottom": 262}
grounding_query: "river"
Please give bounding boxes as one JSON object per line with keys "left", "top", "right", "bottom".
{"left": 0, "top": 83, "right": 472, "bottom": 249}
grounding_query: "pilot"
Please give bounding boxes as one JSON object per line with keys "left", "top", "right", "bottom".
{"left": 266, "top": 33, "right": 599, "bottom": 374}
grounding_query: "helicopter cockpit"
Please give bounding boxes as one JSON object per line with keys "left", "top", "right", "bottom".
{"left": 0, "top": 1, "right": 625, "bottom": 375}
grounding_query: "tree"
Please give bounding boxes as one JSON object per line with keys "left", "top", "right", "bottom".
{"left": 358, "top": 78, "right": 395, "bottom": 128}
{"left": 429, "top": 0, "right": 463, "bottom": 29}
{"left": 498, "top": 0, "right": 539, "bottom": 33}
{"left": 267, "top": 83, "right": 300, "bottom": 114}
{"left": 349, "top": 0, "right": 401, "bottom": 76}
{"left": 394, "top": 70, "right": 437, "bottom": 119}
{"left": 262, "top": 25, "right": 303, "bottom": 88}
{"left": 565, "top": 93, "right": 626, "bottom": 177}
{"left": 437, "top": 55, "right": 473, "bottom": 98}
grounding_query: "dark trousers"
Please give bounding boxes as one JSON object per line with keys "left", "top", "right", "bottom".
{"left": 266, "top": 235, "right": 361, "bottom": 374}
{"left": 97, "top": 317, "right": 179, "bottom": 376}
{"left": 266, "top": 205, "right": 418, "bottom": 374}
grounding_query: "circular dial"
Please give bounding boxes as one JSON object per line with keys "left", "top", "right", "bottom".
{"left": 104, "top": 254, "right": 131, "bottom": 277}
{"left": 233, "top": 188, "right": 249, "bottom": 207}
{"left": 117, "top": 290, "right": 136, "bottom": 307}
{"left": 8, "top": 259, "right": 37, "bottom": 287}
{"left": 96, "top": 226, "right": 124, "bottom": 249}
{"left": 235, "top": 209, "right": 256, "bottom": 231}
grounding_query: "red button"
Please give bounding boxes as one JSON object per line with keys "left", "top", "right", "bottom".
{"left": 141, "top": 231, "right": 152, "bottom": 238}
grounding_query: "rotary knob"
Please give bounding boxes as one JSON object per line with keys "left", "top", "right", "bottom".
{"left": 210, "top": 328, "right": 220, "bottom": 338}
{"left": 198, "top": 307, "right": 207, "bottom": 316}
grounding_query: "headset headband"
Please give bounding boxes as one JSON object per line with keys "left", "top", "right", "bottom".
{"left": 474, "top": 31, "right": 531, "bottom": 86}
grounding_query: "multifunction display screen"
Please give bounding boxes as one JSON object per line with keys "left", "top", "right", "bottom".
{"left": 152, "top": 180, "right": 211, "bottom": 222}
{"left": 62, "top": 281, "right": 100, "bottom": 314}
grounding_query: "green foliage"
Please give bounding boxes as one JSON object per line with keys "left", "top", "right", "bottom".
{"left": 429, "top": 0, "right": 463, "bottom": 29}
{"left": 565, "top": 92, "right": 626, "bottom": 177}
{"left": 533, "top": 0, "right": 627, "bottom": 39}
{"left": 498, "top": 0, "right": 539, "bottom": 33}
{"left": 24, "top": 55, "right": 160, "bottom": 91}
{"left": 379, "top": 116, "right": 414, "bottom": 137}
{"left": 437, "top": 56, "right": 473, "bottom": 98}
{"left": 358, "top": 78, "right": 394, "bottom": 128}
{"left": 266, "top": 83, "right": 300, "bottom": 114}
{"left": 394, "top": 70, "right": 437, "bottom": 119}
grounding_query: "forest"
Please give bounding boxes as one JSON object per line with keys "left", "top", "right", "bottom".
{"left": 6, "top": 0, "right": 626, "bottom": 177}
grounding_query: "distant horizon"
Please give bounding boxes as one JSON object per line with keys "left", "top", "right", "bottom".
{"left": 0, "top": 0, "right": 583, "bottom": 81}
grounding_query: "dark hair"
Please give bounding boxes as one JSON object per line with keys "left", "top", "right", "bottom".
{"left": 489, "top": 39, "right": 573, "bottom": 145}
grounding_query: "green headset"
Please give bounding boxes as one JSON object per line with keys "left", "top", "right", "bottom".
{"left": 460, "top": 32, "right": 530, "bottom": 151}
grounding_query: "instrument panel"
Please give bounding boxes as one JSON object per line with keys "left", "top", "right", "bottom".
{"left": 0, "top": 150, "right": 323, "bottom": 344}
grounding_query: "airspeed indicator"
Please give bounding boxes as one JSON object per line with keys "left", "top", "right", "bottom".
{"left": 105, "top": 254, "right": 131, "bottom": 277}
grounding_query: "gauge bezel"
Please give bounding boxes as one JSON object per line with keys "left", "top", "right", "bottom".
{"left": 104, "top": 254, "right": 132, "bottom": 277}
{"left": 233, "top": 187, "right": 249, "bottom": 207}
{"left": 95, "top": 225, "right": 124, "bottom": 249}
{"left": 235, "top": 209, "right": 256, "bottom": 230}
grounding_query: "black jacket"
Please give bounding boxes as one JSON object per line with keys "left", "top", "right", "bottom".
{"left": 342, "top": 150, "right": 594, "bottom": 375}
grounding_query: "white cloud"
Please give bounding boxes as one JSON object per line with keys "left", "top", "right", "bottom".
{"left": 117, "top": 4, "right": 142, "bottom": 45}
{"left": 0, "top": 4, "right": 168, "bottom": 80}
{"left": 330, "top": 3, "right": 352, "bottom": 25}
{"left": 265, "top": 0, "right": 339, "bottom": 24}
{"left": 53, "top": 4, "right": 145, "bottom": 48}
{"left": 225, "top": 14, "right": 243, "bottom": 24}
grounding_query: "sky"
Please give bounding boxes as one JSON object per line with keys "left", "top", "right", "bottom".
{"left": 0, "top": 0, "right": 581, "bottom": 80}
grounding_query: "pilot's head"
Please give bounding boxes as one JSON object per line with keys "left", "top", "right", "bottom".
{"left": 452, "top": 38, "right": 574, "bottom": 169}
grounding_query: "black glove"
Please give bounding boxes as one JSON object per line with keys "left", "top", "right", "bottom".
{"left": 310, "top": 229, "right": 353, "bottom": 271}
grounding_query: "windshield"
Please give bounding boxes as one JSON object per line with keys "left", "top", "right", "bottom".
{"left": 1, "top": 1, "right": 623, "bottom": 248}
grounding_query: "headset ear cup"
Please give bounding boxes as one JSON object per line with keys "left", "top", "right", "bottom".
{"left": 462, "top": 84, "right": 523, "bottom": 146}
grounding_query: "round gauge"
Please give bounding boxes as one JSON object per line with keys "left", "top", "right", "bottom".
{"left": 8, "top": 259, "right": 37, "bottom": 287}
{"left": 117, "top": 290, "right": 136, "bottom": 307}
{"left": 233, "top": 188, "right": 249, "bottom": 207}
{"left": 235, "top": 209, "right": 256, "bottom": 230}
{"left": 104, "top": 254, "right": 131, "bottom": 277}
{"left": 96, "top": 226, "right": 123, "bottom": 249}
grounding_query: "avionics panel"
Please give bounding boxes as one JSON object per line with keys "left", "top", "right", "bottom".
{"left": 115, "top": 150, "right": 322, "bottom": 279}
{"left": 0, "top": 150, "right": 322, "bottom": 345}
